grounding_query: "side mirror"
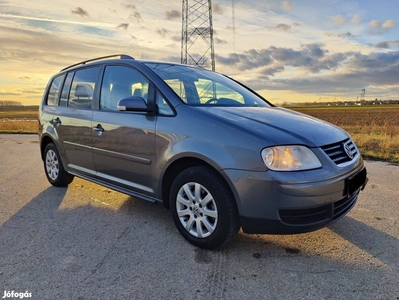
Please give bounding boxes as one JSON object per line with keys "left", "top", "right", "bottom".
{"left": 117, "top": 97, "right": 151, "bottom": 112}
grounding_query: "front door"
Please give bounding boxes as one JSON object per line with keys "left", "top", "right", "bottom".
{"left": 91, "top": 65, "right": 156, "bottom": 196}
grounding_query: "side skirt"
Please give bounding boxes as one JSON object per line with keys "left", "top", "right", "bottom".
{"left": 68, "top": 171, "right": 163, "bottom": 205}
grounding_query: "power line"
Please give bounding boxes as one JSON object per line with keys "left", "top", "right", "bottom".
{"left": 232, "top": 0, "right": 236, "bottom": 57}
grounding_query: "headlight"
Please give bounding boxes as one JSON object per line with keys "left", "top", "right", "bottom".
{"left": 261, "top": 146, "right": 322, "bottom": 171}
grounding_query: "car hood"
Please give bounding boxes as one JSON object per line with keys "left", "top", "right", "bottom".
{"left": 199, "top": 106, "right": 348, "bottom": 147}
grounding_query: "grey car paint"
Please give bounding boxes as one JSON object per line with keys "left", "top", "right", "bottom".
{"left": 91, "top": 110, "right": 156, "bottom": 195}
{"left": 39, "top": 55, "right": 367, "bottom": 249}
{"left": 153, "top": 103, "right": 364, "bottom": 221}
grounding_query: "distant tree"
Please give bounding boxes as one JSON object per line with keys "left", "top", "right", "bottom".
{"left": 0, "top": 101, "right": 22, "bottom": 106}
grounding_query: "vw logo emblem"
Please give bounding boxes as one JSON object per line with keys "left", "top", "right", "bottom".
{"left": 344, "top": 143, "right": 354, "bottom": 159}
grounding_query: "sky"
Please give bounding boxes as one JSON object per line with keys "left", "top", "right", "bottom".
{"left": 1, "top": 0, "right": 399, "bottom": 105}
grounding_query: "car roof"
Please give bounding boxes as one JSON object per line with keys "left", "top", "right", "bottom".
{"left": 59, "top": 54, "right": 198, "bottom": 73}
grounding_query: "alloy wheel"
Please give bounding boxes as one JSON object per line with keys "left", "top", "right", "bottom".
{"left": 176, "top": 182, "right": 218, "bottom": 238}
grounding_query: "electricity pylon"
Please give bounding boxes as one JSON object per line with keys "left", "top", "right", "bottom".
{"left": 181, "top": 0, "right": 215, "bottom": 71}
{"left": 360, "top": 88, "right": 366, "bottom": 101}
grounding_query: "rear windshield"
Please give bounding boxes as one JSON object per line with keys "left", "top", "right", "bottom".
{"left": 144, "top": 63, "right": 271, "bottom": 108}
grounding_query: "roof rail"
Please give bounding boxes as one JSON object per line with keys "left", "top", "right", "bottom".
{"left": 61, "top": 54, "right": 135, "bottom": 71}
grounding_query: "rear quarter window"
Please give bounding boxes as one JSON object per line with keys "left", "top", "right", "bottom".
{"left": 60, "top": 72, "right": 74, "bottom": 107}
{"left": 46, "top": 74, "right": 65, "bottom": 106}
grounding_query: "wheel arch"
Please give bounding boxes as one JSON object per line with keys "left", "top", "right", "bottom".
{"left": 161, "top": 157, "right": 238, "bottom": 210}
{"left": 40, "top": 135, "right": 54, "bottom": 160}
{"left": 168, "top": 163, "right": 241, "bottom": 249}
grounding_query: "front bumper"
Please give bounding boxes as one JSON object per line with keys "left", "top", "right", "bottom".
{"left": 222, "top": 162, "right": 367, "bottom": 235}
{"left": 241, "top": 191, "right": 360, "bottom": 234}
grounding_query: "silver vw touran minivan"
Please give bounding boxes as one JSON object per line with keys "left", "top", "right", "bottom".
{"left": 39, "top": 54, "right": 368, "bottom": 249}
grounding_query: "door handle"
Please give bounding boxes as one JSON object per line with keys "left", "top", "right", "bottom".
{"left": 53, "top": 117, "right": 61, "bottom": 127}
{"left": 93, "top": 124, "right": 104, "bottom": 136}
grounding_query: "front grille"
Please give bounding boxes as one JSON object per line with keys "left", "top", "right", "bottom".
{"left": 280, "top": 193, "right": 358, "bottom": 226}
{"left": 279, "top": 206, "right": 330, "bottom": 225}
{"left": 333, "top": 192, "right": 357, "bottom": 220}
{"left": 321, "top": 138, "right": 358, "bottom": 166}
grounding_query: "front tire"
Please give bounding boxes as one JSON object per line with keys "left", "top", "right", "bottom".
{"left": 43, "top": 143, "right": 74, "bottom": 187}
{"left": 170, "top": 166, "right": 240, "bottom": 249}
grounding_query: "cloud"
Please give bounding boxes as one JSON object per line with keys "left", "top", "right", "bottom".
{"left": 258, "top": 61, "right": 399, "bottom": 95}
{"left": 214, "top": 37, "right": 227, "bottom": 44}
{"left": 216, "top": 43, "right": 344, "bottom": 73}
{"left": 338, "top": 32, "right": 356, "bottom": 38}
{"left": 171, "top": 35, "right": 181, "bottom": 42}
{"left": 331, "top": 14, "right": 361, "bottom": 26}
{"left": 156, "top": 28, "right": 169, "bottom": 37}
{"left": 213, "top": 3, "right": 224, "bottom": 14}
{"left": 130, "top": 12, "right": 143, "bottom": 23}
{"left": 382, "top": 20, "right": 396, "bottom": 29}
{"left": 351, "top": 14, "right": 361, "bottom": 25}
{"left": 331, "top": 14, "right": 346, "bottom": 25}
{"left": 164, "top": 55, "right": 181, "bottom": 63}
{"left": 0, "top": 91, "right": 21, "bottom": 96}
{"left": 276, "top": 23, "right": 291, "bottom": 31}
{"left": 0, "top": 24, "right": 161, "bottom": 77}
{"left": 282, "top": 1, "right": 294, "bottom": 11}
{"left": 71, "top": 7, "right": 89, "bottom": 18}
{"left": 165, "top": 10, "right": 181, "bottom": 20}
{"left": 368, "top": 19, "right": 396, "bottom": 34}
{"left": 368, "top": 19, "right": 396, "bottom": 29}
{"left": 376, "top": 42, "right": 390, "bottom": 49}
{"left": 124, "top": 4, "right": 137, "bottom": 10}
{"left": 261, "top": 65, "right": 285, "bottom": 76}
{"left": 305, "top": 43, "right": 327, "bottom": 58}
{"left": 254, "top": 65, "right": 399, "bottom": 95}
{"left": 116, "top": 23, "right": 129, "bottom": 30}
{"left": 349, "top": 51, "right": 399, "bottom": 70}
{"left": 375, "top": 40, "right": 399, "bottom": 49}
{"left": 0, "top": 12, "right": 114, "bottom": 28}
{"left": 239, "top": 50, "right": 399, "bottom": 97}
{"left": 216, "top": 49, "right": 273, "bottom": 71}
{"left": 369, "top": 20, "right": 382, "bottom": 28}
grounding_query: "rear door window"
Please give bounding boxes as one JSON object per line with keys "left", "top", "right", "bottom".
{"left": 68, "top": 67, "right": 100, "bottom": 109}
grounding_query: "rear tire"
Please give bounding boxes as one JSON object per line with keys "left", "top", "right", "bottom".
{"left": 170, "top": 166, "right": 240, "bottom": 249}
{"left": 43, "top": 143, "right": 74, "bottom": 187}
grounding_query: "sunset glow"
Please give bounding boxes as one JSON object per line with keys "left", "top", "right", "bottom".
{"left": 1, "top": 0, "right": 398, "bottom": 105}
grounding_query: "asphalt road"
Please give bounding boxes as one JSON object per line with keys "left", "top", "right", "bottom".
{"left": 0, "top": 134, "right": 398, "bottom": 300}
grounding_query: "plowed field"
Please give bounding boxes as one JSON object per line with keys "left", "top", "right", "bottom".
{"left": 291, "top": 106, "right": 399, "bottom": 127}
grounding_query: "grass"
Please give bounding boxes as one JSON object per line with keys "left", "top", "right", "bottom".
{"left": 290, "top": 106, "right": 399, "bottom": 164}
{"left": 342, "top": 125, "right": 399, "bottom": 163}
{"left": 1, "top": 105, "right": 398, "bottom": 163}
{"left": 0, "top": 106, "right": 38, "bottom": 134}
{"left": 0, "top": 120, "right": 38, "bottom": 134}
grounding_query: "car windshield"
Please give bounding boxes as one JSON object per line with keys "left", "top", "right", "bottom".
{"left": 144, "top": 63, "right": 271, "bottom": 107}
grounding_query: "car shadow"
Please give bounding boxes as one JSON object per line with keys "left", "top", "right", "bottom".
{"left": 1, "top": 185, "right": 398, "bottom": 299}
{"left": 227, "top": 213, "right": 398, "bottom": 269}
{"left": 329, "top": 215, "right": 399, "bottom": 269}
